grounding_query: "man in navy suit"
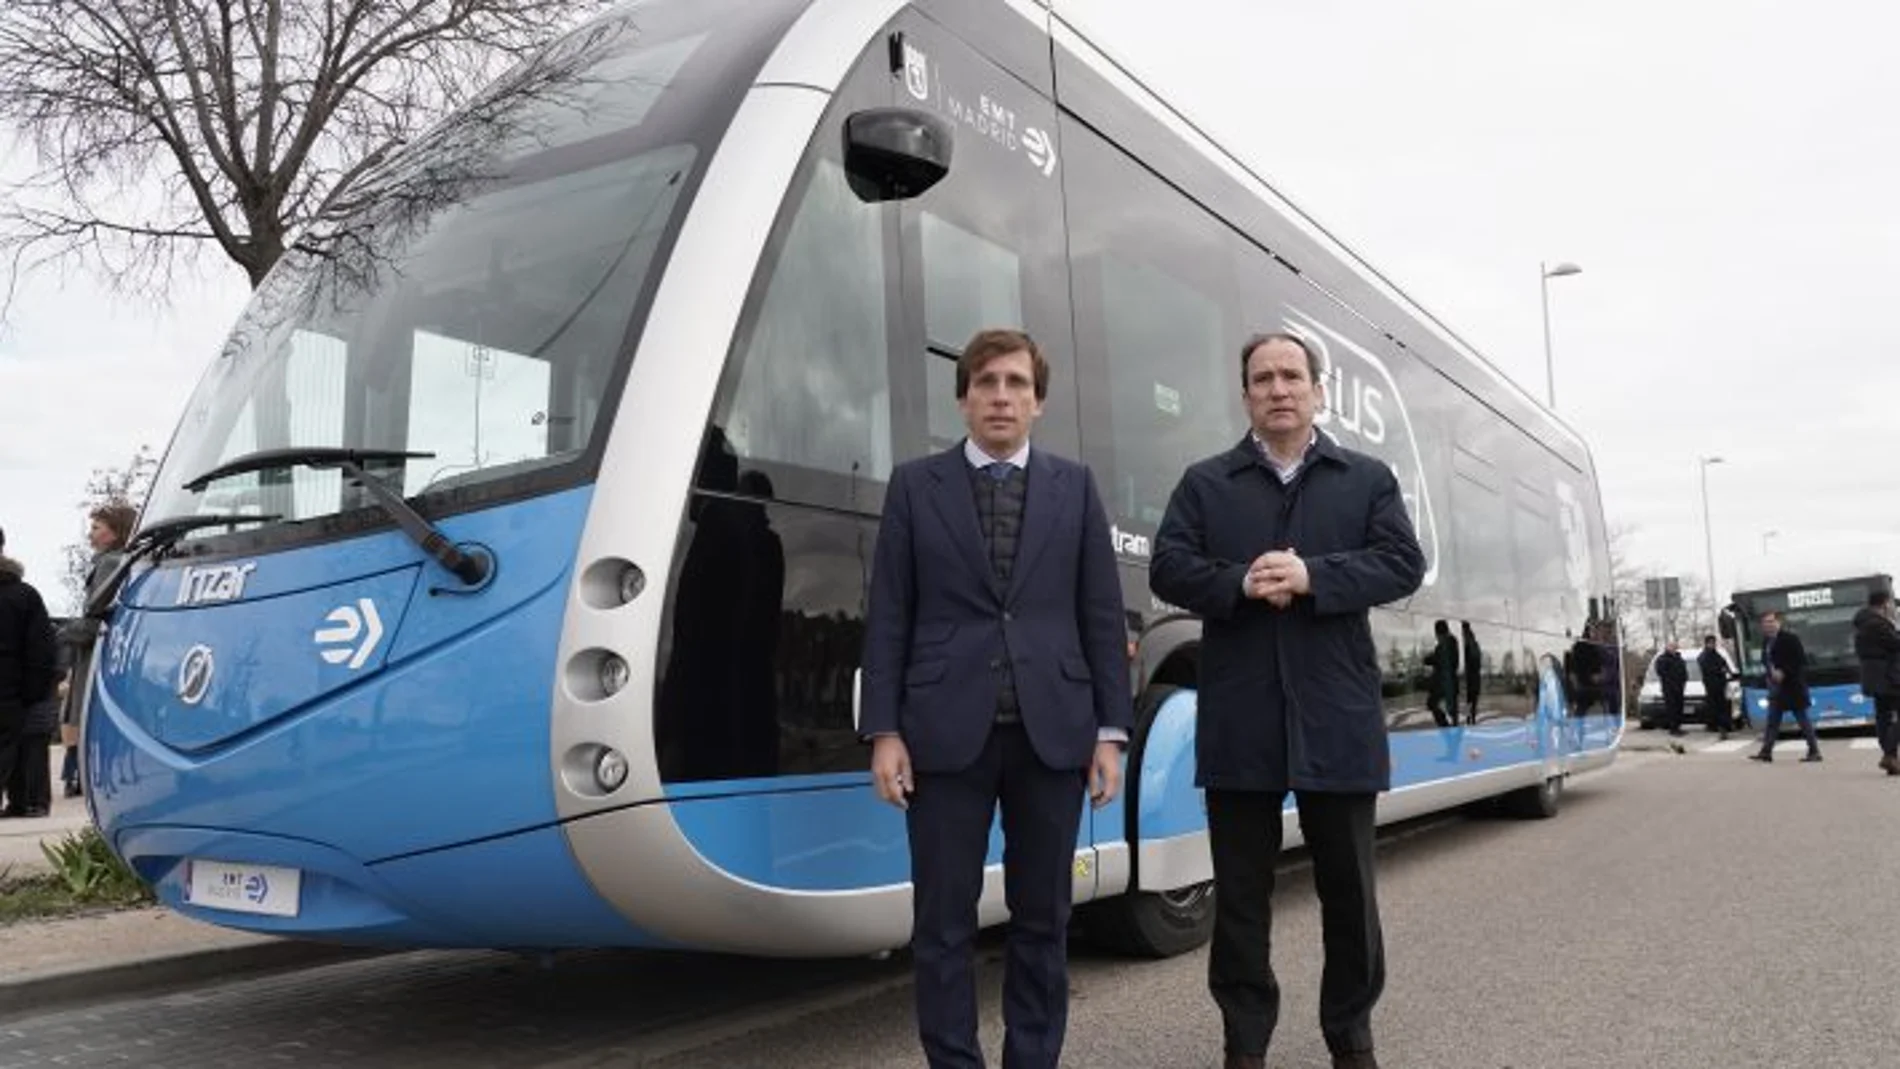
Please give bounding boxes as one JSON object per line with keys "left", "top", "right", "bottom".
{"left": 860, "top": 328, "right": 1134, "bottom": 1069}
{"left": 1749, "top": 610, "right": 1822, "bottom": 762}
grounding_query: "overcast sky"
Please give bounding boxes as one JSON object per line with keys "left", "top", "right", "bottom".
{"left": 4, "top": 0, "right": 1897, "bottom": 615}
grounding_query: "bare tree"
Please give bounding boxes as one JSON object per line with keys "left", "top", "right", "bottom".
{"left": 1603, "top": 520, "right": 1645, "bottom": 647}
{"left": 61, "top": 444, "right": 158, "bottom": 611}
{"left": 0, "top": 0, "right": 614, "bottom": 311}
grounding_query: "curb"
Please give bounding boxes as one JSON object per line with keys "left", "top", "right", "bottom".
{"left": 0, "top": 938, "right": 382, "bottom": 1020}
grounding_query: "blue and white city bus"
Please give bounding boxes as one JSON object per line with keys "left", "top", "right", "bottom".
{"left": 84, "top": 0, "right": 1620, "bottom": 957}
{"left": 1726, "top": 548, "right": 1896, "bottom": 732}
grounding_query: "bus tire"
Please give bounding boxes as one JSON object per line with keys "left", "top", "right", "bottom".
{"left": 1502, "top": 775, "right": 1563, "bottom": 819}
{"left": 1085, "top": 881, "right": 1216, "bottom": 959}
{"left": 1083, "top": 683, "right": 1216, "bottom": 958}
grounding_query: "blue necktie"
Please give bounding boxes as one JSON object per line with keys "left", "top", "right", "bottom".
{"left": 986, "top": 461, "right": 1013, "bottom": 482}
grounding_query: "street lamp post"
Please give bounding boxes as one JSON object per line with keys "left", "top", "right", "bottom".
{"left": 1699, "top": 455, "right": 1724, "bottom": 637}
{"left": 1540, "top": 260, "right": 1582, "bottom": 408}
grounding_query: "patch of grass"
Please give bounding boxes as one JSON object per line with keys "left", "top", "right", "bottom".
{"left": 0, "top": 827, "right": 155, "bottom": 925}
{"left": 0, "top": 872, "right": 96, "bottom": 925}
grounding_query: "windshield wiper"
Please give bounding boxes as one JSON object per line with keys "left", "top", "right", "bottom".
{"left": 183, "top": 447, "right": 491, "bottom": 587}
{"left": 85, "top": 513, "right": 282, "bottom": 618}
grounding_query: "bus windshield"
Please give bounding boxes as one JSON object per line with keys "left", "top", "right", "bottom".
{"left": 143, "top": 0, "right": 793, "bottom": 539}
{"left": 1731, "top": 578, "right": 1883, "bottom": 681}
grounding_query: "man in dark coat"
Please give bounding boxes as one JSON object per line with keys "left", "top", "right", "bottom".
{"left": 1460, "top": 621, "right": 1482, "bottom": 725}
{"left": 1655, "top": 641, "right": 1689, "bottom": 737}
{"left": 1151, "top": 333, "right": 1424, "bottom": 1069}
{"left": 1696, "top": 636, "right": 1735, "bottom": 740}
{"left": 1748, "top": 610, "right": 1821, "bottom": 762}
{"left": 1851, "top": 589, "right": 1900, "bottom": 774}
{"left": 1565, "top": 629, "right": 1603, "bottom": 716}
{"left": 0, "top": 529, "right": 60, "bottom": 806}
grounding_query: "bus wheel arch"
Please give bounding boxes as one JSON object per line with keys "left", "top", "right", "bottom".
{"left": 1501, "top": 773, "right": 1564, "bottom": 819}
{"left": 1086, "top": 645, "right": 1216, "bottom": 958}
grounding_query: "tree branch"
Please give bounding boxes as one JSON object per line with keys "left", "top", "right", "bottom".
{"left": 0, "top": 0, "right": 618, "bottom": 301}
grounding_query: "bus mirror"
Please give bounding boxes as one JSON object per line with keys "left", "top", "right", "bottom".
{"left": 1717, "top": 606, "right": 1737, "bottom": 640}
{"left": 844, "top": 107, "right": 953, "bottom": 202}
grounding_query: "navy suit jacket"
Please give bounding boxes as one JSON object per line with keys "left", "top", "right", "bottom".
{"left": 1765, "top": 629, "right": 1811, "bottom": 712}
{"left": 860, "top": 444, "right": 1135, "bottom": 774}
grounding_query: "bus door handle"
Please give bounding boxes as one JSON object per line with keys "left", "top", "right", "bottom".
{"left": 852, "top": 668, "right": 863, "bottom": 732}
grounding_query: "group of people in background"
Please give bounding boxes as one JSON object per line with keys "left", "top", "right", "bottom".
{"left": 1644, "top": 594, "right": 1900, "bottom": 777}
{"left": 1651, "top": 634, "right": 1743, "bottom": 740}
{"left": 0, "top": 505, "right": 136, "bottom": 817}
{"left": 1423, "top": 619, "right": 1481, "bottom": 727}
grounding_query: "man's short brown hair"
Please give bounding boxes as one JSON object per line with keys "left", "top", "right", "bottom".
{"left": 956, "top": 328, "right": 1049, "bottom": 401}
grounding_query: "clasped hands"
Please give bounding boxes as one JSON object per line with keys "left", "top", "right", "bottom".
{"left": 1244, "top": 549, "right": 1310, "bottom": 608}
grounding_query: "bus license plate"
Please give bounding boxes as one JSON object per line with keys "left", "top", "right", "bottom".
{"left": 186, "top": 860, "right": 301, "bottom": 917}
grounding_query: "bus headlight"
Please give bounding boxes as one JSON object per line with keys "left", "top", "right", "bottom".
{"left": 595, "top": 748, "right": 630, "bottom": 793}
{"left": 598, "top": 653, "right": 631, "bottom": 697}
{"left": 579, "top": 557, "right": 646, "bottom": 609}
{"left": 1850, "top": 693, "right": 1867, "bottom": 705}
{"left": 618, "top": 564, "right": 646, "bottom": 604}
{"left": 1756, "top": 697, "right": 1769, "bottom": 709}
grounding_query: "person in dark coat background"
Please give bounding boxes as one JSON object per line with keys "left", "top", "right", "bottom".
{"left": 1696, "top": 635, "right": 1735, "bottom": 740}
{"left": 1460, "top": 621, "right": 1482, "bottom": 725}
{"left": 1851, "top": 588, "right": 1900, "bottom": 775}
{"left": 1151, "top": 332, "right": 1425, "bottom": 1069}
{"left": 1422, "top": 620, "right": 1458, "bottom": 729}
{"left": 1655, "top": 640, "right": 1689, "bottom": 737}
{"left": 1749, "top": 610, "right": 1821, "bottom": 763}
{"left": 0, "top": 526, "right": 60, "bottom": 810}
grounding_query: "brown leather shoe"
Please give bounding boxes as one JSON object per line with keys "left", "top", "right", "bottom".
{"left": 1332, "top": 1051, "right": 1380, "bottom": 1069}
{"left": 1222, "top": 1053, "right": 1265, "bottom": 1069}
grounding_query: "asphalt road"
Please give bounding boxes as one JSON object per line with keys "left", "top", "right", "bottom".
{"left": 4, "top": 729, "right": 1895, "bottom": 1069}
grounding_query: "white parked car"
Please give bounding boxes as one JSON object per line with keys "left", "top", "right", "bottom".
{"left": 1636, "top": 649, "right": 1741, "bottom": 729}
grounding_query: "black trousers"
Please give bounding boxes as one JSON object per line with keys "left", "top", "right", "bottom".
{"left": 1874, "top": 694, "right": 1899, "bottom": 759}
{"left": 1704, "top": 692, "right": 1733, "bottom": 733}
{"left": 1663, "top": 690, "right": 1686, "bottom": 732}
{"left": 907, "top": 723, "right": 1085, "bottom": 1069}
{"left": 0, "top": 705, "right": 23, "bottom": 811}
{"left": 5, "top": 731, "right": 51, "bottom": 814}
{"left": 1207, "top": 789, "right": 1382, "bottom": 1058}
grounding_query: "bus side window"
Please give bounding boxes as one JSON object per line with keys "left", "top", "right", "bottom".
{"left": 717, "top": 154, "right": 897, "bottom": 508}
{"left": 1061, "top": 117, "right": 1240, "bottom": 535}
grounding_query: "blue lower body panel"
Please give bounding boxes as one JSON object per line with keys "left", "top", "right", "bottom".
{"left": 123, "top": 822, "right": 661, "bottom": 948}
{"left": 1742, "top": 684, "right": 1875, "bottom": 729}
{"left": 664, "top": 771, "right": 1097, "bottom": 892}
{"left": 1130, "top": 684, "right": 1617, "bottom": 845}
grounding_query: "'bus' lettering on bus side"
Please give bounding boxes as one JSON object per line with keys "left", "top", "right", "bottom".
{"left": 1787, "top": 588, "right": 1833, "bottom": 609}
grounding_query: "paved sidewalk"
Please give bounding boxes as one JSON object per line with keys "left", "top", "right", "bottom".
{"left": 0, "top": 903, "right": 367, "bottom": 1018}
{"left": 0, "top": 752, "right": 367, "bottom": 1018}
{"left": 0, "top": 751, "right": 91, "bottom": 877}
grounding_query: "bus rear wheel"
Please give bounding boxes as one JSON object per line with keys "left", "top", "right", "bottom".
{"left": 1083, "top": 682, "right": 1215, "bottom": 957}
{"left": 1502, "top": 774, "right": 1563, "bottom": 819}
{"left": 1085, "top": 881, "right": 1215, "bottom": 958}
